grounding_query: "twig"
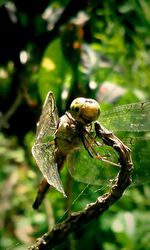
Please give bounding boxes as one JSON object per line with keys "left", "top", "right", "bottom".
{"left": 0, "top": 93, "right": 22, "bottom": 129}
{"left": 29, "top": 122, "right": 133, "bottom": 250}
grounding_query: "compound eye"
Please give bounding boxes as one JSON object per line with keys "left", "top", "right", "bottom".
{"left": 74, "top": 106, "right": 79, "bottom": 113}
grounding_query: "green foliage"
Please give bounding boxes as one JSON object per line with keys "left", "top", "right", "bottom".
{"left": 0, "top": 1, "right": 150, "bottom": 249}
{"left": 38, "top": 39, "right": 73, "bottom": 102}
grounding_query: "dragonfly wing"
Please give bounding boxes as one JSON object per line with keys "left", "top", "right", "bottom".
{"left": 100, "top": 102, "right": 150, "bottom": 132}
{"left": 32, "top": 92, "right": 66, "bottom": 196}
{"left": 35, "top": 91, "right": 59, "bottom": 144}
{"left": 67, "top": 141, "right": 119, "bottom": 186}
{"left": 121, "top": 135, "right": 150, "bottom": 185}
{"left": 32, "top": 142, "right": 66, "bottom": 196}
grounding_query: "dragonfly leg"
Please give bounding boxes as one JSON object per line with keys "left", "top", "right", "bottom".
{"left": 93, "top": 154, "right": 120, "bottom": 167}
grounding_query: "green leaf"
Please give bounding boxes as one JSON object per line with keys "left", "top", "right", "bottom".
{"left": 38, "top": 39, "right": 73, "bottom": 101}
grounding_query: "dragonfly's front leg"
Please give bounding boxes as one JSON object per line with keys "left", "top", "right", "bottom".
{"left": 80, "top": 126, "right": 103, "bottom": 158}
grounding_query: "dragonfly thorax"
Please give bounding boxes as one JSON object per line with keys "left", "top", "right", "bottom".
{"left": 55, "top": 114, "right": 82, "bottom": 156}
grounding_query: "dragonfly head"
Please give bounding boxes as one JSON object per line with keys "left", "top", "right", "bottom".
{"left": 70, "top": 97, "right": 100, "bottom": 124}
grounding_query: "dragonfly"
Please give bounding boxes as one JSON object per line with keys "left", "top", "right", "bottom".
{"left": 32, "top": 91, "right": 150, "bottom": 208}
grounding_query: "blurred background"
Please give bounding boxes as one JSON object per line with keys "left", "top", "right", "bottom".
{"left": 0, "top": 0, "right": 150, "bottom": 249}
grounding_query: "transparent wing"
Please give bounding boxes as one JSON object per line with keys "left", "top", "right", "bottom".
{"left": 100, "top": 102, "right": 150, "bottom": 132}
{"left": 32, "top": 142, "right": 66, "bottom": 196}
{"left": 124, "top": 135, "right": 150, "bottom": 185}
{"left": 35, "top": 91, "right": 59, "bottom": 144}
{"left": 67, "top": 132, "right": 150, "bottom": 186}
{"left": 32, "top": 92, "right": 66, "bottom": 196}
